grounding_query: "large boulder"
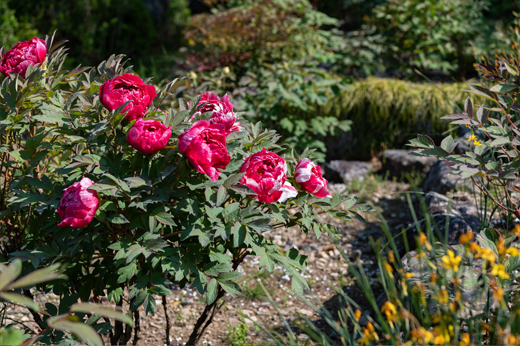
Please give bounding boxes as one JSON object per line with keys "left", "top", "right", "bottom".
{"left": 381, "top": 149, "right": 437, "bottom": 177}
{"left": 324, "top": 160, "right": 373, "bottom": 184}
{"left": 423, "top": 160, "right": 466, "bottom": 196}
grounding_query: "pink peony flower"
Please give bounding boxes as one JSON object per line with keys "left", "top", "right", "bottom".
{"left": 294, "top": 158, "right": 331, "bottom": 198}
{"left": 196, "top": 92, "right": 240, "bottom": 134}
{"left": 56, "top": 177, "right": 99, "bottom": 228}
{"left": 126, "top": 119, "right": 172, "bottom": 155}
{"left": 240, "top": 148, "right": 294, "bottom": 203}
{"left": 178, "top": 120, "right": 231, "bottom": 182}
{"left": 278, "top": 182, "right": 298, "bottom": 202}
{"left": 0, "top": 37, "right": 47, "bottom": 78}
{"left": 198, "top": 92, "right": 233, "bottom": 114}
{"left": 99, "top": 74, "right": 157, "bottom": 121}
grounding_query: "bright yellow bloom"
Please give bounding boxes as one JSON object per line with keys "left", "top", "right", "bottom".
{"left": 383, "top": 262, "right": 394, "bottom": 279}
{"left": 467, "top": 134, "right": 477, "bottom": 142}
{"left": 381, "top": 301, "right": 399, "bottom": 328}
{"left": 358, "top": 321, "right": 379, "bottom": 345}
{"left": 513, "top": 224, "right": 520, "bottom": 237}
{"left": 411, "top": 327, "right": 434, "bottom": 344}
{"left": 419, "top": 232, "right": 432, "bottom": 251}
{"left": 354, "top": 309, "right": 361, "bottom": 322}
{"left": 459, "top": 333, "right": 471, "bottom": 346}
{"left": 441, "top": 250, "right": 462, "bottom": 272}
{"left": 435, "top": 289, "right": 449, "bottom": 304}
{"left": 459, "top": 231, "right": 474, "bottom": 244}
{"left": 471, "top": 243, "right": 497, "bottom": 263}
{"left": 399, "top": 269, "right": 415, "bottom": 279}
{"left": 491, "top": 281, "right": 505, "bottom": 305}
{"left": 491, "top": 263, "right": 510, "bottom": 280}
{"left": 474, "top": 140, "right": 482, "bottom": 146}
{"left": 388, "top": 250, "right": 395, "bottom": 263}
{"left": 505, "top": 334, "right": 520, "bottom": 345}
{"left": 507, "top": 247, "right": 520, "bottom": 257}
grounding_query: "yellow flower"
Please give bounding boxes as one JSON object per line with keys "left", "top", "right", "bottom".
{"left": 513, "top": 224, "right": 520, "bottom": 237}
{"left": 491, "top": 281, "right": 505, "bottom": 305}
{"left": 507, "top": 247, "right": 520, "bottom": 256}
{"left": 506, "top": 334, "right": 520, "bottom": 345}
{"left": 467, "top": 134, "right": 477, "bottom": 142}
{"left": 399, "top": 269, "right": 415, "bottom": 279}
{"left": 474, "top": 140, "right": 482, "bottom": 146}
{"left": 419, "top": 232, "right": 432, "bottom": 251}
{"left": 411, "top": 327, "right": 434, "bottom": 344}
{"left": 354, "top": 309, "right": 361, "bottom": 322}
{"left": 358, "top": 321, "right": 379, "bottom": 345}
{"left": 459, "top": 333, "right": 471, "bottom": 346}
{"left": 188, "top": 39, "right": 195, "bottom": 46}
{"left": 459, "top": 232, "right": 474, "bottom": 245}
{"left": 472, "top": 244, "right": 497, "bottom": 264}
{"left": 491, "top": 263, "right": 510, "bottom": 280}
{"left": 441, "top": 250, "right": 462, "bottom": 272}
{"left": 381, "top": 301, "right": 399, "bottom": 328}
{"left": 383, "top": 262, "right": 394, "bottom": 279}
{"left": 388, "top": 250, "right": 395, "bottom": 263}
{"left": 435, "top": 289, "right": 449, "bottom": 304}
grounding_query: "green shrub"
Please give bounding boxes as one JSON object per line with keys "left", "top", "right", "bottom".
{"left": 183, "top": 0, "right": 342, "bottom": 72}
{"left": 0, "top": 34, "right": 365, "bottom": 345}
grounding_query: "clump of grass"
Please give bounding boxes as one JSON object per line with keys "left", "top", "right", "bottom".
{"left": 324, "top": 77, "right": 489, "bottom": 159}
{"left": 256, "top": 188, "right": 520, "bottom": 345}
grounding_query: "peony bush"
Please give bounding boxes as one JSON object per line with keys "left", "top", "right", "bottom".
{"left": 0, "top": 33, "right": 366, "bottom": 345}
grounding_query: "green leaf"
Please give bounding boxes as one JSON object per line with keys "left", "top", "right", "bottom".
{"left": 440, "top": 136, "right": 456, "bottom": 154}
{"left": 0, "top": 292, "right": 40, "bottom": 311}
{"left": 0, "top": 327, "right": 25, "bottom": 346}
{"left": 206, "top": 278, "right": 218, "bottom": 305}
{"left": 0, "top": 260, "right": 21, "bottom": 292}
{"left": 219, "top": 281, "right": 242, "bottom": 297}
{"left": 9, "top": 263, "right": 62, "bottom": 289}
{"left": 216, "top": 186, "right": 227, "bottom": 207}
{"left": 108, "top": 214, "right": 130, "bottom": 224}
{"left": 154, "top": 212, "right": 176, "bottom": 226}
{"left": 216, "top": 272, "right": 244, "bottom": 282}
{"left": 47, "top": 315, "right": 103, "bottom": 346}
{"left": 490, "top": 84, "right": 518, "bottom": 93}
{"left": 223, "top": 173, "right": 245, "bottom": 188}
{"left": 70, "top": 303, "right": 134, "bottom": 326}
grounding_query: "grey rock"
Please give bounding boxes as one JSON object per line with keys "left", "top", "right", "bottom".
{"left": 381, "top": 149, "right": 437, "bottom": 177}
{"left": 423, "top": 160, "right": 466, "bottom": 196}
{"left": 324, "top": 160, "right": 373, "bottom": 184}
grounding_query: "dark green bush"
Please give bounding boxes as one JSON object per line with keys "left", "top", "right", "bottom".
{"left": 4, "top": 0, "right": 190, "bottom": 68}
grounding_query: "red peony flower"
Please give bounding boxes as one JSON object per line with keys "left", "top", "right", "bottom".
{"left": 294, "top": 158, "right": 331, "bottom": 198}
{"left": 56, "top": 177, "right": 99, "bottom": 228}
{"left": 0, "top": 37, "right": 47, "bottom": 78}
{"left": 178, "top": 120, "right": 231, "bottom": 182}
{"left": 126, "top": 119, "right": 172, "bottom": 155}
{"left": 99, "top": 74, "right": 157, "bottom": 121}
{"left": 240, "top": 149, "right": 296, "bottom": 203}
